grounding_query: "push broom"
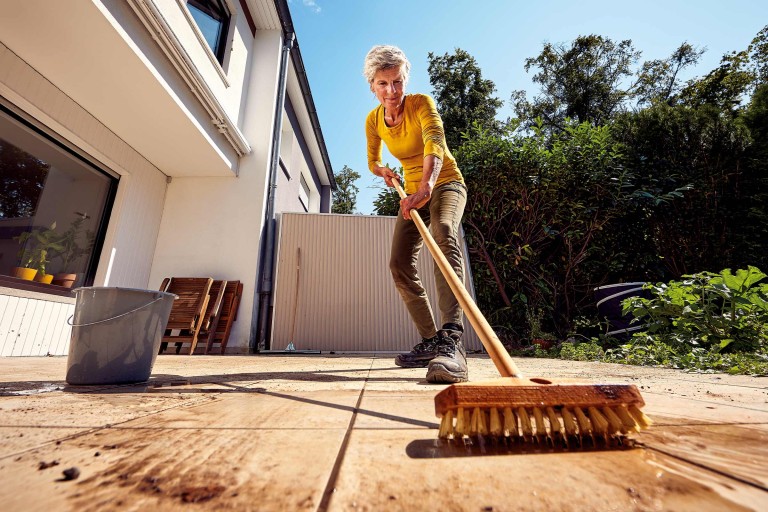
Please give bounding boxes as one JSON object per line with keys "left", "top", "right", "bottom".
{"left": 392, "top": 180, "right": 651, "bottom": 445}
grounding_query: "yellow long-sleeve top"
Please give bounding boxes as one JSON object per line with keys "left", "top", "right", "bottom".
{"left": 366, "top": 93, "right": 463, "bottom": 195}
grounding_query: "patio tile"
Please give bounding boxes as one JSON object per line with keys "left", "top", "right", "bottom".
{"left": 0, "top": 389, "right": 213, "bottom": 457}
{"left": 641, "top": 391, "right": 768, "bottom": 424}
{"left": 354, "top": 391, "right": 438, "bottom": 430}
{"left": 329, "top": 429, "right": 767, "bottom": 511}
{"left": 2, "top": 355, "right": 768, "bottom": 510}
{"left": 637, "top": 423, "right": 768, "bottom": 488}
{"left": 0, "top": 426, "right": 87, "bottom": 457}
{"left": 0, "top": 427, "right": 345, "bottom": 511}
{"left": 120, "top": 389, "right": 360, "bottom": 430}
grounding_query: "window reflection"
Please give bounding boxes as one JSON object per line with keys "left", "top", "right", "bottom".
{"left": 0, "top": 108, "right": 115, "bottom": 290}
{"left": 187, "top": 0, "right": 230, "bottom": 63}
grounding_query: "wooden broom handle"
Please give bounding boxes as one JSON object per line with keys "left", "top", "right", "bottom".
{"left": 393, "top": 180, "right": 522, "bottom": 378}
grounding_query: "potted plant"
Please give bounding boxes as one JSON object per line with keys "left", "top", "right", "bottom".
{"left": 13, "top": 222, "right": 65, "bottom": 284}
{"left": 526, "top": 307, "right": 557, "bottom": 350}
{"left": 52, "top": 215, "right": 92, "bottom": 288}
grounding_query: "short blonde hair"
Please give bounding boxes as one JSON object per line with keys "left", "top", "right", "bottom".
{"left": 363, "top": 45, "right": 411, "bottom": 85}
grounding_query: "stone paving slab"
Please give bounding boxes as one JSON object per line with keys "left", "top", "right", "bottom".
{"left": 0, "top": 354, "right": 766, "bottom": 511}
{"left": 333, "top": 429, "right": 763, "bottom": 512}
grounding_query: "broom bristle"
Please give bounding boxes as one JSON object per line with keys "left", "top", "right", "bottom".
{"left": 434, "top": 378, "right": 650, "bottom": 446}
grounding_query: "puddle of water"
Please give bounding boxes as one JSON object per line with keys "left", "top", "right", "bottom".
{"left": 0, "top": 382, "right": 64, "bottom": 396}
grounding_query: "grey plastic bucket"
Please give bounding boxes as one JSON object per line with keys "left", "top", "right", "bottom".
{"left": 65, "top": 287, "right": 177, "bottom": 385}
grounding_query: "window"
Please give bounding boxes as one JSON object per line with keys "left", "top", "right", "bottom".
{"left": 0, "top": 106, "right": 116, "bottom": 292}
{"left": 298, "top": 174, "right": 309, "bottom": 212}
{"left": 187, "top": 0, "right": 231, "bottom": 64}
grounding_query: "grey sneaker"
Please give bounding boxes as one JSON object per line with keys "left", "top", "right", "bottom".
{"left": 426, "top": 324, "right": 468, "bottom": 383}
{"left": 395, "top": 335, "right": 440, "bottom": 368}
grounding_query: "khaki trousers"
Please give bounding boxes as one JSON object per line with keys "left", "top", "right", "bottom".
{"left": 390, "top": 181, "right": 468, "bottom": 339}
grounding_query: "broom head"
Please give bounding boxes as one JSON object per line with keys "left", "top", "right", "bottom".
{"left": 435, "top": 377, "right": 651, "bottom": 446}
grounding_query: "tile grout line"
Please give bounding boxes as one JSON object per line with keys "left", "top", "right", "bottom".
{"left": 315, "top": 355, "right": 378, "bottom": 512}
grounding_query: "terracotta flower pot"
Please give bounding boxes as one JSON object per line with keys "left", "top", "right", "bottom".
{"left": 34, "top": 272, "right": 54, "bottom": 284}
{"left": 52, "top": 273, "right": 77, "bottom": 288}
{"left": 532, "top": 338, "right": 554, "bottom": 350}
{"left": 12, "top": 267, "right": 38, "bottom": 281}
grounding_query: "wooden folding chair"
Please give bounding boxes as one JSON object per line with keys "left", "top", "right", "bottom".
{"left": 205, "top": 281, "right": 243, "bottom": 354}
{"left": 158, "top": 277, "right": 213, "bottom": 355}
{"left": 191, "top": 279, "right": 228, "bottom": 354}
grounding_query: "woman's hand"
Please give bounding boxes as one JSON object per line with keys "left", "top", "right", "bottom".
{"left": 374, "top": 165, "right": 399, "bottom": 188}
{"left": 400, "top": 183, "right": 432, "bottom": 221}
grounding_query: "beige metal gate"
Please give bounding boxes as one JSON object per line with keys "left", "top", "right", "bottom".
{"left": 270, "top": 213, "right": 482, "bottom": 352}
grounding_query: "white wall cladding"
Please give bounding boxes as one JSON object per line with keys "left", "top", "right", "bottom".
{"left": 0, "top": 42, "right": 167, "bottom": 289}
{"left": 0, "top": 290, "right": 74, "bottom": 356}
{"left": 270, "top": 213, "right": 482, "bottom": 352}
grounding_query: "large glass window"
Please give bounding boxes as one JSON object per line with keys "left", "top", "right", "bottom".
{"left": 0, "top": 107, "right": 116, "bottom": 292}
{"left": 187, "top": 0, "right": 231, "bottom": 64}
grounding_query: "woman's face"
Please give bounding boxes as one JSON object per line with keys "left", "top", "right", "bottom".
{"left": 371, "top": 66, "right": 406, "bottom": 111}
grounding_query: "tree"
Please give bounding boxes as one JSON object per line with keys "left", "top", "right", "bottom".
{"left": 372, "top": 166, "right": 402, "bottom": 216}
{"left": 679, "top": 26, "right": 768, "bottom": 113}
{"left": 456, "top": 122, "right": 638, "bottom": 338}
{"left": 513, "top": 35, "right": 640, "bottom": 131}
{"left": 427, "top": 48, "right": 503, "bottom": 150}
{"left": 0, "top": 142, "right": 49, "bottom": 219}
{"left": 613, "top": 102, "right": 751, "bottom": 276}
{"left": 634, "top": 43, "right": 705, "bottom": 107}
{"left": 331, "top": 165, "right": 360, "bottom": 214}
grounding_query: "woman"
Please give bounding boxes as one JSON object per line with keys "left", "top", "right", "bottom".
{"left": 363, "top": 45, "right": 468, "bottom": 383}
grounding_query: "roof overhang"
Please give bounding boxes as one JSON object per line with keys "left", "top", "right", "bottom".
{"left": 0, "top": 0, "right": 247, "bottom": 177}
{"left": 268, "top": 0, "right": 336, "bottom": 189}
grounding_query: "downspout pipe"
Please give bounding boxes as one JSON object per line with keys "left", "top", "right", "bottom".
{"left": 251, "top": 31, "right": 295, "bottom": 353}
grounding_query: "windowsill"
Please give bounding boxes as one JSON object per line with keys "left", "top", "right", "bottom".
{"left": 0, "top": 275, "right": 77, "bottom": 302}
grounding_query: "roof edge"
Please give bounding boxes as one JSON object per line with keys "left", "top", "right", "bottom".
{"left": 273, "top": 0, "right": 336, "bottom": 190}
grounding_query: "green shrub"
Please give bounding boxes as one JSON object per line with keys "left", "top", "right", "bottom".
{"left": 605, "top": 335, "right": 768, "bottom": 376}
{"left": 623, "top": 266, "right": 768, "bottom": 353}
{"left": 559, "top": 341, "right": 605, "bottom": 361}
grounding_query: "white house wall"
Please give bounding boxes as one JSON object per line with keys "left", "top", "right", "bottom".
{"left": 1, "top": 1, "right": 334, "bottom": 356}
{"left": 0, "top": 290, "right": 74, "bottom": 357}
{"left": 148, "top": 29, "right": 286, "bottom": 352}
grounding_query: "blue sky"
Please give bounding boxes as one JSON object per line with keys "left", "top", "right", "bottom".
{"left": 289, "top": 0, "right": 767, "bottom": 214}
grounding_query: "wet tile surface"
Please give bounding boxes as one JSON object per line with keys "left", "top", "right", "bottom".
{"left": 330, "top": 429, "right": 763, "bottom": 511}
{"left": 0, "top": 355, "right": 766, "bottom": 511}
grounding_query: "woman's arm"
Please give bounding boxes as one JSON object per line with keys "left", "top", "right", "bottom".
{"left": 401, "top": 95, "right": 447, "bottom": 220}
{"left": 400, "top": 154, "right": 442, "bottom": 220}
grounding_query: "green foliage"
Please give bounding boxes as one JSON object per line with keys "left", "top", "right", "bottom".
{"left": 0, "top": 142, "right": 49, "bottom": 219}
{"left": 634, "top": 43, "right": 705, "bottom": 107}
{"left": 427, "top": 48, "right": 503, "bottom": 150}
{"left": 371, "top": 166, "right": 403, "bottom": 216}
{"left": 559, "top": 341, "right": 605, "bottom": 361}
{"left": 623, "top": 267, "right": 768, "bottom": 353}
{"left": 426, "top": 27, "right": 768, "bottom": 357}
{"left": 526, "top": 307, "right": 556, "bottom": 341}
{"left": 56, "top": 215, "right": 94, "bottom": 270}
{"left": 677, "top": 25, "right": 766, "bottom": 113}
{"left": 605, "top": 337, "right": 768, "bottom": 376}
{"left": 331, "top": 165, "right": 360, "bottom": 214}
{"left": 15, "top": 222, "right": 65, "bottom": 275}
{"left": 612, "top": 102, "right": 753, "bottom": 275}
{"left": 457, "top": 120, "right": 645, "bottom": 335}
{"left": 513, "top": 35, "right": 640, "bottom": 131}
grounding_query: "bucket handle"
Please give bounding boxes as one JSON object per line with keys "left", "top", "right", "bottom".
{"left": 67, "top": 296, "right": 166, "bottom": 327}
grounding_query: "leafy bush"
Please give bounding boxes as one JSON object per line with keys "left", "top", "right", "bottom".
{"left": 605, "top": 335, "right": 768, "bottom": 376}
{"left": 559, "top": 341, "right": 605, "bottom": 361}
{"left": 622, "top": 266, "right": 768, "bottom": 352}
